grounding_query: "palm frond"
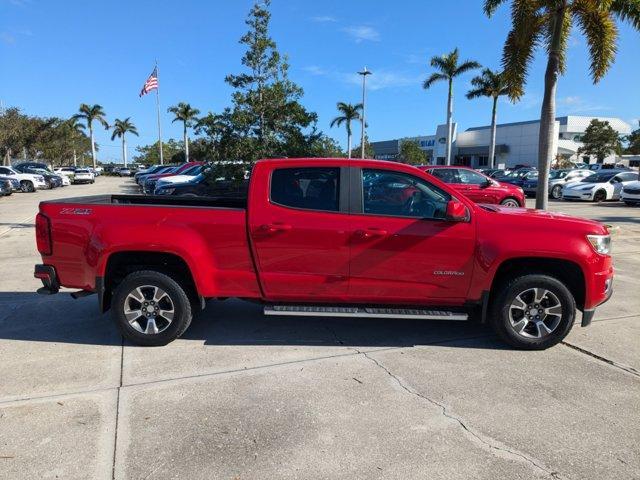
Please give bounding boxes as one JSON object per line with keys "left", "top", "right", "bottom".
{"left": 466, "top": 87, "right": 487, "bottom": 100}
{"left": 572, "top": 0, "right": 618, "bottom": 82}
{"left": 611, "top": 0, "right": 640, "bottom": 29}
{"left": 501, "top": 1, "right": 545, "bottom": 100}
{"left": 484, "top": 0, "right": 508, "bottom": 17}
{"left": 454, "top": 60, "right": 482, "bottom": 76}
{"left": 423, "top": 72, "right": 448, "bottom": 89}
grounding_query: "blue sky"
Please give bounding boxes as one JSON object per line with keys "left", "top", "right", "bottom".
{"left": 1, "top": 0, "right": 638, "bottom": 161}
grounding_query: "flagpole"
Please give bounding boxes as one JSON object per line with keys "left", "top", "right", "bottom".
{"left": 155, "top": 60, "right": 164, "bottom": 165}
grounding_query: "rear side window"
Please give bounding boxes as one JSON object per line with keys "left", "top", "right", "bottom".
{"left": 457, "top": 169, "right": 489, "bottom": 185}
{"left": 271, "top": 167, "right": 340, "bottom": 212}
{"left": 429, "top": 168, "right": 459, "bottom": 184}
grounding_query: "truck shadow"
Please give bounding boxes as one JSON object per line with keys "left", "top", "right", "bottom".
{"left": 0, "top": 293, "right": 508, "bottom": 350}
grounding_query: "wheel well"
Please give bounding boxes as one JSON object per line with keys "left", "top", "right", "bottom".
{"left": 102, "top": 251, "right": 197, "bottom": 312}
{"left": 490, "top": 257, "right": 585, "bottom": 310}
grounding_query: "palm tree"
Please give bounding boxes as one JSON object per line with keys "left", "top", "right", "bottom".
{"left": 65, "top": 117, "right": 85, "bottom": 167}
{"left": 423, "top": 48, "right": 480, "bottom": 166}
{"left": 72, "top": 104, "right": 108, "bottom": 169}
{"left": 466, "top": 69, "right": 510, "bottom": 169}
{"left": 485, "top": 0, "right": 640, "bottom": 209}
{"left": 110, "top": 118, "right": 139, "bottom": 167}
{"left": 330, "top": 102, "right": 362, "bottom": 159}
{"left": 168, "top": 102, "right": 200, "bottom": 162}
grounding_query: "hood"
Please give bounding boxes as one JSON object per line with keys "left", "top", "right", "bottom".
{"left": 478, "top": 203, "right": 607, "bottom": 232}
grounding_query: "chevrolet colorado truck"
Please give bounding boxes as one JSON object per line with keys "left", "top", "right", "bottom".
{"left": 34, "top": 158, "right": 613, "bottom": 349}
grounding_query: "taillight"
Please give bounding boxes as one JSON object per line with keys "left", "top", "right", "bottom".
{"left": 36, "top": 213, "right": 52, "bottom": 255}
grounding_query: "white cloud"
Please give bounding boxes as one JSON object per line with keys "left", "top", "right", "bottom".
{"left": 311, "top": 15, "right": 338, "bottom": 23}
{"left": 302, "top": 65, "right": 328, "bottom": 76}
{"left": 303, "top": 65, "right": 421, "bottom": 91}
{"left": 342, "top": 25, "right": 380, "bottom": 43}
{"left": 558, "top": 96, "right": 608, "bottom": 113}
{"left": 0, "top": 32, "right": 15, "bottom": 44}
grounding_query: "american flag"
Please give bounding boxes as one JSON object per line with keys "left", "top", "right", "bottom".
{"left": 139, "top": 67, "right": 158, "bottom": 97}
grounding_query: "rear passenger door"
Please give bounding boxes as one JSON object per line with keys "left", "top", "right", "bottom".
{"left": 249, "top": 166, "right": 350, "bottom": 301}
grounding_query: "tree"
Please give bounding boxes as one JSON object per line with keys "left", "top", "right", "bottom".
{"left": 167, "top": 102, "right": 200, "bottom": 162}
{"left": 626, "top": 121, "right": 640, "bottom": 155}
{"left": 72, "top": 104, "right": 108, "bottom": 169}
{"left": 351, "top": 134, "right": 375, "bottom": 159}
{"left": 65, "top": 117, "right": 86, "bottom": 166}
{"left": 466, "top": 68, "right": 510, "bottom": 168}
{"left": 329, "top": 102, "right": 362, "bottom": 159}
{"left": 423, "top": 48, "right": 480, "bottom": 166}
{"left": 485, "top": 0, "right": 640, "bottom": 209}
{"left": 577, "top": 119, "right": 622, "bottom": 163}
{"left": 110, "top": 118, "right": 139, "bottom": 167}
{"left": 399, "top": 140, "right": 427, "bottom": 165}
{"left": 133, "top": 139, "right": 183, "bottom": 165}
{"left": 223, "top": 0, "right": 318, "bottom": 162}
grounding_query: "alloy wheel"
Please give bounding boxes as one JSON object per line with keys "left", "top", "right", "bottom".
{"left": 501, "top": 199, "right": 520, "bottom": 208}
{"left": 507, "top": 287, "right": 562, "bottom": 339}
{"left": 123, "top": 285, "right": 175, "bottom": 335}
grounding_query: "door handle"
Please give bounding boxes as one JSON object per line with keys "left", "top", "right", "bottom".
{"left": 356, "top": 228, "right": 388, "bottom": 238}
{"left": 260, "top": 223, "right": 292, "bottom": 233}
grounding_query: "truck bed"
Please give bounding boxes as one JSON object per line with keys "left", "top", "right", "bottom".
{"left": 43, "top": 194, "right": 247, "bottom": 210}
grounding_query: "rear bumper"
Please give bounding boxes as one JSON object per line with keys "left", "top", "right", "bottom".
{"left": 34, "top": 264, "right": 59, "bottom": 294}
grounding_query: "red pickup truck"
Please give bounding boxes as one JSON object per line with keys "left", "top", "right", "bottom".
{"left": 34, "top": 158, "right": 613, "bottom": 350}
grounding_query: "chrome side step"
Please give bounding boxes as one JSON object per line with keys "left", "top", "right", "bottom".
{"left": 264, "top": 305, "right": 468, "bottom": 321}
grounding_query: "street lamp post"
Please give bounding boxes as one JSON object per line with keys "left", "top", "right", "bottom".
{"left": 358, "top": 67, "right": 372, "bottom": 159}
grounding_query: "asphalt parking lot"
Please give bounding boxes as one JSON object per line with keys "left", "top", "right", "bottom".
{"left": 0, "top": 176, "right": 638, "bottom": 480}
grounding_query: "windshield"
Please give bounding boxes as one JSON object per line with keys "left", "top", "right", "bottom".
{"left": 549, "top": 170, "right": 567, "bottom": 179}
{"left": 182, "top": 165, "right": 202, "bottom": 175}
{"left": 582, "top": 173, "right": 616, "bottom": 183}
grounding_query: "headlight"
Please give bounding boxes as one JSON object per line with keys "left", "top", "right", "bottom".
{"left": 579, "top": 185, "right": 595, "bottom": 190}
{"left": 587, "top": 234, "right": 611, "bottom": 255}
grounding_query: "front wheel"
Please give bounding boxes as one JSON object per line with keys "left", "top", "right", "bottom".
{"left": 500, "top": 197, "right": 520, "bottom": 208}
{"left": 551, "top": 185, "right": 562, "bottom": 199}
{"left": 20, "top": 181, "right": 35, "bottom": 193}
{"left": 593, "top": 190, "right": 607, "bottom": 203}
{"left": 490, "top": 274, "right": 576, "bottom": 350}
{"left": 111, "top": 270, "right": 193, "bottom": 346}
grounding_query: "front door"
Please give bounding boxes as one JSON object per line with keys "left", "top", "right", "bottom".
{"left": 249, "top": 166, "right": 350, "bottom": 302}
{"left": 348, "top": 168, "right": 476, "bottom": 304}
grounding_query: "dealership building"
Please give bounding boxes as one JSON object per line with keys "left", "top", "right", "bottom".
{"left": 371, "top": 116, "right": 633, "bottom": 168}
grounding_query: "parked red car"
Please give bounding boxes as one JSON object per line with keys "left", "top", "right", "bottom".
{"left": 419, "top": 166, "right": 525, "bottom": 207}
{"left": 35, "top": 158, "right": 612, "bottom": 350}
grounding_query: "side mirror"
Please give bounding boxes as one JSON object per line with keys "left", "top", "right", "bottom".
{"left": 446, "top": 199, "right": 470, "bottom": 222}
{"left": 481, "top": 178, "right": 493, "bottom": 188}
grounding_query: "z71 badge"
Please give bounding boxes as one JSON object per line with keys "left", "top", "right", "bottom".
{"left": 60, "top": 208, "right": 92, "bottom": 215}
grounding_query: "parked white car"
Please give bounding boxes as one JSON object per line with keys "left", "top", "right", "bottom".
{"left": 562, "top": 170, "right": 639, "bottom": 202}
{"left": 621, "top": 181, "right": 640, "bottom": 206}
{"left": 153, "top": 165, "right": 204, "bottom": 192}
{"left": 73, "top": 168, "right": 95, "bottom": 184}
{"left": 0, "top": 166, "right": 47, "bottom": 192}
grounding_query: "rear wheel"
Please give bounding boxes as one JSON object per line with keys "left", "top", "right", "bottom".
{"left": 20, "top": 180, "right": 35, "bottom": 193}
{"left": 551, "top": 184, "right": 562, "bottom": 199}
{"left": 500, "top": 197, "right": 520, "bottom": 208}
{"left": 490, "top": 274, "right": 576, "bottom": 350}
{"left": 111, "top": 270, "right": 192, "bottom": 346}
{"left": 593, "top": 190, "right": 607, "bottom": 202}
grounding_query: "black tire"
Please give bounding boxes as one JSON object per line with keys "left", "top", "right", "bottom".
{"left": 593, "top": 190, "right": 607, "bottom": 202}
{"left": 500, "top": 197, "right": 521, "bottom": 208}
{"left": 550, "top": 185, "right": 562, "bottom": 199}
{"left": 111, "top": 270, "right": 193, "bottom": 346}
{"left": 20, "top": 180, "right": 35, "bottom": 193}
{"left": 489, "top": 274, "right": 576, "bottom": 350}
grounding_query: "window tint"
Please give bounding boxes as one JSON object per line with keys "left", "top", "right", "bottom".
{"left": 271, "top": 167, "right": 340, "bottom": 212}
{"left": 429, "top": 168, "right": 459, "bottom": 184}
{"left": 362, "top": 169, "right": 451, "bottom": 219}
{"left": 457, "top": 169, "right": 489, "bottom": 185}
{"left": 617, "top": 172, "right": 638, "bottom": 182}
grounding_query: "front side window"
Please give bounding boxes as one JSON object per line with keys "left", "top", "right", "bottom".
{"left": 457, "top": 169, "right": 490, "bottom": 185}
{"left": 362, "top": 169, "right": 451, "bottom": 220}
{"left": 271, "top": 167, "right": 340, "bottom": 212}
